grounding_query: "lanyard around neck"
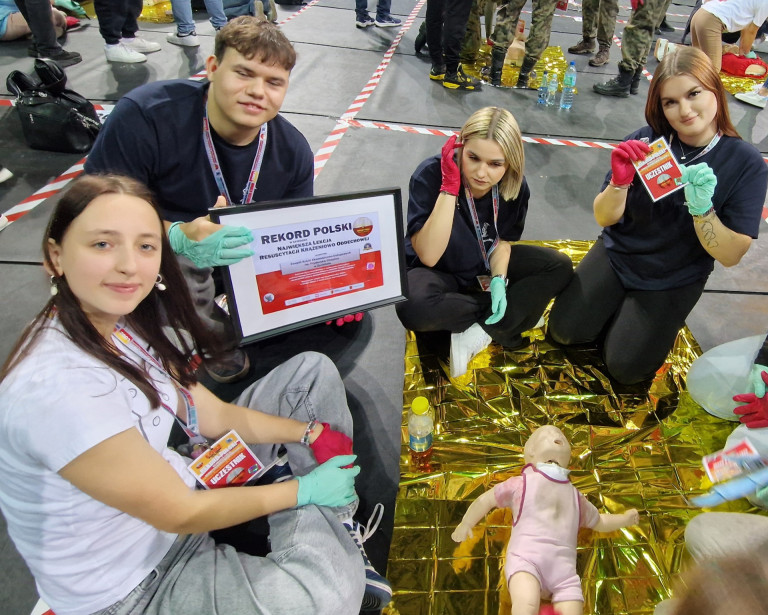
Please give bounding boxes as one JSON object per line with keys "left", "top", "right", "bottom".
{"left": 202, "top": 100, "right": 268, "bottom": 205}
{"left": 673, "top": 131, "right": 721, "bottom": 166}
{"left": 463, "top": 184, "right": 500, "bottom": 272}
{"left": 112, "top": 326, "right": 202, "bottom": 440}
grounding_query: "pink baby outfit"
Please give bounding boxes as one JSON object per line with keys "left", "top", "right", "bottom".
{"left": 493, "top": 464, "right": 600, "bottom": 603}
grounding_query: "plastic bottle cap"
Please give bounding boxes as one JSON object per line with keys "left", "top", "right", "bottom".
{"left": 411, "top": 396, "right": 430, "bottom": 415}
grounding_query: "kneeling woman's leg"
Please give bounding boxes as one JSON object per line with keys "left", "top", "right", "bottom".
{"left": 549, "top": 237, "right": 626, "bottom": 346}
{"left": 482, "top": 244, "right": 574, "bottom": 346}
{"left": 602, "top": 280, "right": 704, "bottom": 384}
{"left": 395, "top": 266, "right": 488, "bottom": 333}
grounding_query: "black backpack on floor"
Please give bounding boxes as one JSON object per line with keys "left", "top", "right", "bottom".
{"left": 6, "top": 59, "right": 101, "bottom": 154}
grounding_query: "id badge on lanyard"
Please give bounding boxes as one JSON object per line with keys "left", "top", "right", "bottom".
{"left": 464, "top": 184, "right": 500, "bottom": 272}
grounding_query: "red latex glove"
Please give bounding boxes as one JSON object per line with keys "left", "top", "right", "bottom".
{"left": 734, "top": 372, "right": 768, "bottom": 428}
{"left": 326, "top": 312, "right": 364, "bottom": 326}
{"left": 630, "top": 0, "right": 643, "bottom": 10}
{"left": 309, "top": 422, "right": 353, "bottom": 464}
{"left": 610, "top": 140, "right": 650, "bottom": 186}
{"left": 440, "top": 134, "right": 462, "bottom": 196}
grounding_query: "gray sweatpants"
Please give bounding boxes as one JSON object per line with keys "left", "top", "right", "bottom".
{"left": 95, "top": 352, "right": 365, "bottom": 615}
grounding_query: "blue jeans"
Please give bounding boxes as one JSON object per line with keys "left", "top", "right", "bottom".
{"left": 170, "top": 0, "right": 227, "bottom": 34}
{"left": 95, "top": 352, "right": 365, "bottom": 615}
{"left": 355, "top": 0, "right": 391, "bottom": 20}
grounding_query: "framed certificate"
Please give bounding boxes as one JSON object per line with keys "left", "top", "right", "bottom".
{"left": 210, "top": 188, "right": 408, "bottom": 344}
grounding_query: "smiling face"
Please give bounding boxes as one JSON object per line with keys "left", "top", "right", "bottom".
{"left": 523, "top": 425, "right": 572, "bottom": 468}
{"left": 205, "top": 47, "right": 290, "bottom": 146}
{"left": 459, "top": 137, "right": 509, "bottom": 199}
{"left": 659, "top": 74, "right": 718, "bottom": 147}
{"left": 47, "top": 194, "right": 163, "bottom": 339}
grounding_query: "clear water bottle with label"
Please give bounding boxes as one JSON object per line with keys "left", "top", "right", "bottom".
{"left": 546, "top": 71, "right": 558, "bottom": 106}
{"left": 560, "top": 61, "right": 577, "bottom": 110}
{"left": 537, "top": 70, "right": 549, "bottom": 106}
{"left": 408, "top": 396, "right": 434, "bottom": 469}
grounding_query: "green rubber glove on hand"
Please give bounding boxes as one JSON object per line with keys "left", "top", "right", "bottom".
{"left": 296, "top": 455, "right": 359, "bottom": 508}
{"left": 485, "top": 276, "right": 507, "bottom": 325}
{"left": 681, "top": 162, "right": 717, "bottom": 216}
{"left": 750, "top": 364, "right": 768, "bottom": 398}
{"left": 168, "top": 222, "right": 254, "bottom": 268}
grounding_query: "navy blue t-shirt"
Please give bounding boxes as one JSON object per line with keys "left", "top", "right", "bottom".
{"left": 602, "top": 126, "right": 766, "bottom": 290}
{"left": 404, "top": 155, "right": 529, "bottom": 286}
{"left": 84, "top": 80, "right": 314, "bottom": 222}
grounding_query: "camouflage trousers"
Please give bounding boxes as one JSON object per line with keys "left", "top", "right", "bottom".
{"left": 490, "top": 0, "right": 559, "bottom": 60}
{"left": 581, "top": 0, "right": 619, "bottom": 48}
{"left": 618, "top": 0, "right": 666, "bottom": 72}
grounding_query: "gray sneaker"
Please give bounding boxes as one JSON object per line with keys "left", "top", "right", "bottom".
{"left": 167, "top": 31, "right": 200, "bottom": 47}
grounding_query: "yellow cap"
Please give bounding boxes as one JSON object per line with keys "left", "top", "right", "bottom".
{"left": 411, "top": 396, "right": 430, "bottom": 415}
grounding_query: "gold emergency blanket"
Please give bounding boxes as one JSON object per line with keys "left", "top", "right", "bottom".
{"left": 387, "top": 240, "right": 757, "bottom": 615}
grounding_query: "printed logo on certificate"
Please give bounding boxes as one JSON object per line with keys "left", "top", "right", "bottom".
{"left": 187, "top": 430, "right": 264, "bottom": 489}
{"left": 632, "top": 137, "right": 685, "bottom": 202}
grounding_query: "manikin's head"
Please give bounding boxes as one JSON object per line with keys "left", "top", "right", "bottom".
{"left": 523, "top": 426, "right": 571, "bottom": 468}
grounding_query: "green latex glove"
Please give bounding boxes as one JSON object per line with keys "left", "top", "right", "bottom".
{"left": 753, "top": 484, "right": 768, "bottom": 510}
{"left": 750, "top": 364, "right": 768, "bottom": 398}
{"left": 681, "top": 162, "right": 717, "bottom": 216}
{"left": 296, "top": 455, "right": 359, "bottom": 508}
{"left": 168, "top": 222, "right": 254, "bottom": 268}
{"left": 485, "top": 276, "right": 507, "bottom": 325}
{"left": 53, "top": 0, "right": 87, "bottom": 17}
{"left": 746, "top": 51, "right": 758, "bottom": 60}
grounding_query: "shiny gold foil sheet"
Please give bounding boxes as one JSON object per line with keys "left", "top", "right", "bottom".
{"left": 463, "top": 46, "right": 570, "bottom": 91}
{"left": 387, "top": 240, "right": 765, "bottom": 615}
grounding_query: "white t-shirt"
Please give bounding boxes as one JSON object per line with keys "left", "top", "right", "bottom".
{"left": 0, "top": 318, "right": 195, "bottom": 615}
{"left": 703, "top": 0, "right": 768, "bottom": 33}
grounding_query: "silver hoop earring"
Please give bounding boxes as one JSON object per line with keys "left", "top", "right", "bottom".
{"left": 50, "top": 275, "right": 58, "bottom": 296}
{"left": 155, "top": 274, "right": 166, "bottom": 292}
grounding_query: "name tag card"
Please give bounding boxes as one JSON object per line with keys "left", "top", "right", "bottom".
{"left": 632, "top": 137, "right": 685, "bottom": 202}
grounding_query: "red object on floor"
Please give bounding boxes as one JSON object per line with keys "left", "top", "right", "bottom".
{"left": 65, "top": 16, "right": 81, "bottom": 30}
{"left": 721, "top": 53, "right": 768, "bottom": 78}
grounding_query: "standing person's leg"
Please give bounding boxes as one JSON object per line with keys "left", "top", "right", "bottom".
{"left": 459, "top": 0, "right": 483, "bottom": 63}
{"left": 515, "top": 0, "right": 558, "bottom": 87}
{"left": 120, "top": 0, "right": 161, "bottom": 52}
{"left": 355, "top": 0, "right": 374, "bottom": 26}
{"left": 395, "top": 267, "right": 488, "bottom": 334}
{"left": 481, "top": 245, "right": 573, "bottom": 347}
{"left": 14, "top": 0, "right": 81, "bottom": 65}
{"left": 601, "top": 280, "right": 705, "bottom": 384}
{"left": 548, "top": 237, "right": 627, "bottom": 347}
{"left": 488, "top": 0, "right": 525, "bottom": 85}
{"left": 426, "top": 0, "right": 447, "bottom": 75}
{"left": 590, "top": 0, "right": 619, "bottom": 66}
{"left": 568, "top": 0, "right": 598, "bottom": 54}
{"left": 690, "top": 8, "right": 724, "bottom": 72}
{"left": 594, "top": 0, "right": 661, "bottom": 96}
{"left": 202, "top": 0, "right": 228, "bottom": 30}
{"left": 374, "top": 0, "right": 401, "bottom": 26}
{"left": 441, "top": 0, "right": 482, "bottom": 88}
{"left": 168, "top": 0, "right": 200, "bottom": 44}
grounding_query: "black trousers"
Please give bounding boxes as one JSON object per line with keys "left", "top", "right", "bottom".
{"left": 93, "top": 0, "right": 142, "bottom": 44}
{"left": 14, "top": 0, "right": 59, "bottom": 53}
{"left": 425, "top": 0, "right": 473, "bottom": 73}
{"left": 396, "top": 245, "right": 574, "bottom": 347}
{"left": 548, "top": 237, "right": 706, "bottom": 385}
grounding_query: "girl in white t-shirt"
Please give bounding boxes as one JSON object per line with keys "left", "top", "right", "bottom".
{"left": 0, "top": 174, "right": 390, "bottom": 615}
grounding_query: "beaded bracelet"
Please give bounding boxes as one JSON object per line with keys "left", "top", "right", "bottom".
{"left": 301, "top": 420, "right": 318, "bottom": 446}
{"left": 691, "top": 205, "right": 715, "bottom": 219}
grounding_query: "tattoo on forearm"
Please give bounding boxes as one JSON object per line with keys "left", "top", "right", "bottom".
{"left": 699, "top": 220, "right": 719, "bottom": 248}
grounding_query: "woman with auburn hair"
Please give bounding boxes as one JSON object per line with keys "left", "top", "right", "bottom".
{"left": 549, "top": 46, "right": 767, "bottom": 385}
{"left": 396, "top": 106, "right": 573, "bottom": 377}
{"left": 0, "top": 174, "right": 391, "bottom": 615}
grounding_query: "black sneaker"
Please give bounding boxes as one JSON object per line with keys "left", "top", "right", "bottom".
{"left": 203, "top": 348, "right": 250, "bottom": 384}
{"left": 343, "top": 504, "right": 392, "bottom": 611}
{"left": 429, "top": 64, "right": 446, "bottom": 81}
{"left": 442, "top": 65, "right": 482, "bottom": 91}
{"left": 28, "top": 46, "right": 82, "bottom": 68}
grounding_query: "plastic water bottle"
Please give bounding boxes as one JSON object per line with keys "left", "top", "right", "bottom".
{"left": 537, "top": 70, "right": 549, "bottom": 106}
{"left": 408, "top": 396, "right": 434, "bottom": 469}
{"left": 546, "top": 71, "right": 558, "bottom": 106}
{"left": 560, "top": 61, "right": 577, "bottom": 110}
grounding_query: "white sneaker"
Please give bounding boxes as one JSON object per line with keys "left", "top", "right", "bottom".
{"left": 0, "top": 166, "right": 12, "bottom": 184}
{"left": 121, "top": 35, "right": 161, "bottom": 54}
{"left": 167, "top": 31, "right": 200, "bottom": 47}
{"left": 654, "top": 38, "right": 668, "bottom": 62}
{"left": 735, "top": 88, "right": 768, "bottom": 109}
{"left": 105, "top": 42, "right": 146, "bottom": 63}
{"left": 450, "top": 323, "right": 492, "bottom": 378}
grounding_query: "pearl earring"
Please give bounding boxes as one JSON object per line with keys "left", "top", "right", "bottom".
{"left": 155, "top": 274, "right": 166, "bottom": 291}
{"left": 50, "top": 275, "right": 58, "bottom": 296}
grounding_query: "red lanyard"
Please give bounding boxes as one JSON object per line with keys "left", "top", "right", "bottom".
{"left": 463, "top": 184, "right": 500, "bottom": 272}
{"left": 202, "top": 98, "right": 268, "bottom": 205}
{"left": 112, "top": 326, "right": 203, "bottom": 442}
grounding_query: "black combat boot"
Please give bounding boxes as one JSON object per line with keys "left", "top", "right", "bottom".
{"left": 593, "top": 67, "right": 634, "bottom": 98}
{"left": 630, "top": 67, "right": 643, "bottom": 95}
{"left": 514, "top": 56, "right": 537, "bottom": 89}
{"left": 489, "top": 46, "right": 506, "bottom": 86}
